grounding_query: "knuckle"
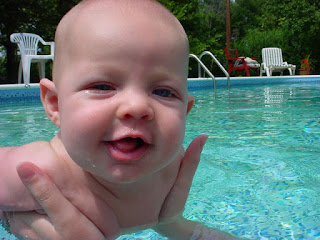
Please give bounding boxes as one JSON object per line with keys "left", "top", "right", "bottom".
{"left": 35, "top": 186, "right": 54, "bottom": 203}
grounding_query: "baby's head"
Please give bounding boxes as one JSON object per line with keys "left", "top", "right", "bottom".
{"left": 42, "top": 0, "right": 194, "bottom": 183}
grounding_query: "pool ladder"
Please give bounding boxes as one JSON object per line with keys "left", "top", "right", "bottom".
{"left": 189, "top": 51, "right": 230, "bottom": 89}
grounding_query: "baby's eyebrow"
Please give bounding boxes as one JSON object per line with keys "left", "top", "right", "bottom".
{"left": 146, "top": 67, "right": 180, "bottom": 79}
{"left": 84, "top": 64, "right": 126, "bottom": 80}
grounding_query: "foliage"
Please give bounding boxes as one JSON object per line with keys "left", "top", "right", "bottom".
{"left": 159, "top": 0, "right": 224, "bottom": 54}
{"left": 161, "top": 0, "right": 320, "bottom": 76}
{"left": 231, "top": 0, "right": 320, "bottom": 74}
{"left": 259, "top": 0, "right": 320, "bottom": 73}
{"left": 233, "top": 28, "right": 286, "bottom": 64}
{"left": 158, "top": 0, "right": 226, "bottom": 76}
{"left": 0, "top": 46, "right": 6, "bottom": 82}
{"left": 231, "top": 0, "right": 264, "bottom": 39}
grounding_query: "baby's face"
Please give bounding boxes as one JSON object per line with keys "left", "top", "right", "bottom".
{"left": 55, "top": 9, "right": 192, "bottom": 183}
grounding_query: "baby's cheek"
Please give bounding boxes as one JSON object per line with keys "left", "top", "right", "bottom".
{"left": 166, "top": 120, "right": 185, "bottom": 152}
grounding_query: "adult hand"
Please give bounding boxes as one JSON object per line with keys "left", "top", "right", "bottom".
{"left": 157, "top": 134, "right": 208, "bottom": 223}
{"left": 2, "top": 162, "right": 113, "bottom": 240}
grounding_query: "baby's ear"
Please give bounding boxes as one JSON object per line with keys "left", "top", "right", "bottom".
{"left": 40, "top": 78, "right": 60, "bottom": 127}
{"left": 186, "top": 95, "right": 195, "bottom": 115}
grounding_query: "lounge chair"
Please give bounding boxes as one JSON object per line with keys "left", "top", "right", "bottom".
{"left": 260, "top": 48, "right": 296, "bottom": 76}
{"left": 10, "top": 33, "right": 54, "bottom": 85}
{"left": 224, "top": 48, "right": 260, "bottom": 77}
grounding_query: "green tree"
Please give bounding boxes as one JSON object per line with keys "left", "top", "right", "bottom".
{"left": 233, "top": 28, "right": 286, "bottom": 64}
{"left": 231, "top": 0, "right": 264, "bottom": 40}
{"left": 260, "top": 0, "right": 320, "bottom": 72}
{"left": 159, "top": 0, "right": 226, "bottom": 77}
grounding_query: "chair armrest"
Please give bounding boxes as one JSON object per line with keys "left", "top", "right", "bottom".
{"left": 39, "top": 39, "right": 55, "bottom": 55}
{"left": 238, "top": 57, "right": 247, "bottom": 66}
{"left": 46, "top": 42, "right": 55, "bottom": 56}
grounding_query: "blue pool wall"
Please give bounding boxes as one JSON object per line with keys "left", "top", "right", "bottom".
{"left": 1, "top": 75, "right": 320, "bottom": 102}
{"left": 187, "top": 75, "right": 320, "bottom": 89}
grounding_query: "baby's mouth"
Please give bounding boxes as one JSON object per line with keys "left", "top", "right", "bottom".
{"left": 105, "top": 137, "right": 149, "bottom": 161}
{"left": 111, "top": 137, "right": 145, "bottom": 152}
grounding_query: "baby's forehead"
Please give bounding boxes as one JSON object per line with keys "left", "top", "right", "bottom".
{"left": 82, "top": 0, "right": 172, "bottom": 15}
{"left": 65, "top": 0, "right": 185, "bottom": 34}
{"left": 56, "top": 0, "right": 186, "bottom": 56}
{"left": 53, "top": 0, "right": 189, "bottom": 86}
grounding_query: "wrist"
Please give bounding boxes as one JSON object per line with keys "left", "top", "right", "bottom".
{"left": 157, "top": 212, "right": 183, "bottom": 226}
{"left": 154, "top": 218, "right": 244, "bottom": 240}
{"left": 153, "top": 216, "right": 195, "bottom": 240}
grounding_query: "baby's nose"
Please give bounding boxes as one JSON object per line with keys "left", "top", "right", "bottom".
{"left": 116, "top": 92, "right": 154, "bottom": 121}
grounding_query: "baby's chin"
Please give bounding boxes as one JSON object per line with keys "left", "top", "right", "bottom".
{"left": 90, "top": 170, "right": 149, "bottom": 186}
{"left": 91, "top": 156, "right": 179, "bottom": 186}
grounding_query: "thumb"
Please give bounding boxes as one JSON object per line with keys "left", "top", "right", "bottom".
{"left": 176, "top": 134, "right": 208, "bottom": 194}
{"left": 159, "top": 134, "right": 208, "bottom": 222}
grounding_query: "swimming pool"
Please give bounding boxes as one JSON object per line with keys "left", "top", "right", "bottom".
{"left": 1, "top": 77, "right": 320, "bottom": 239}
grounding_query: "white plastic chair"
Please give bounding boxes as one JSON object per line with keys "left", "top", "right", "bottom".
{"left": 260, "top": 48, "right": 296, "bottom": 77}
{"left": 10, "top": 33, "right": 54, "bottom": 85}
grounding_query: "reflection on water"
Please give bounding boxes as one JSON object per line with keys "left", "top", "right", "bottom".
{"left": 184, "top": 82, "right": 320, "bottom": 239}
{"left": 0, "top": 101, "right": 58, "bottom": 147}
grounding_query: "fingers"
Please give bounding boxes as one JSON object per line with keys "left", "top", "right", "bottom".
{"left": 158, "top": 135, "right": 208, "bottom": 222}
{"left": 16, "top": 162, "right": 68, "bottom": 227}
{"left": 16, "top": 162, "right": 105, "bottom": 240}
{"left": 5, "top": 211, "right": 57, "bottom": 240}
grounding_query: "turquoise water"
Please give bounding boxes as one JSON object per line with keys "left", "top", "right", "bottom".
{"left": 1, "top": 82, "right": 320, "bottom": 239}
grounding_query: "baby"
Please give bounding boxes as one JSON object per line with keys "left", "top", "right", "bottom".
{"left": 0, "top": 0, "right": 242, "bottom": 239}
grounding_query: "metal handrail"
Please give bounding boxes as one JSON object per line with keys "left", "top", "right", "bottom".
{"left": 199, "top": 51, "right": 230, "bottom": 87}
{"left": 189, "top": 54, "right": 216, "bottom": 89}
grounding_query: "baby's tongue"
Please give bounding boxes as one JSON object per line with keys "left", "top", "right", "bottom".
{"left": 112, "top": 138, "right": 142, "bottom": 152}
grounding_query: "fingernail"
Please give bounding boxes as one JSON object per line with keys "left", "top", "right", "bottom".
{"left": 17, "top": 162, "right": 36, "bottom": 181}
{"left": 200, "top": 135, "right": 208, "bottom": 150}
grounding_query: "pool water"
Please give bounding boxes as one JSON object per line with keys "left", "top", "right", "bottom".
{"left": 1, "top": 82, "right": 320, "bottom": 239}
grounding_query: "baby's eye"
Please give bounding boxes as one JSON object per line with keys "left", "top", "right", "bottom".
{"left": 153, "top": 89, "right": 173, "bottom": 98}
{"left": 92, "top": 84, "right": 113, "bottom": 91}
